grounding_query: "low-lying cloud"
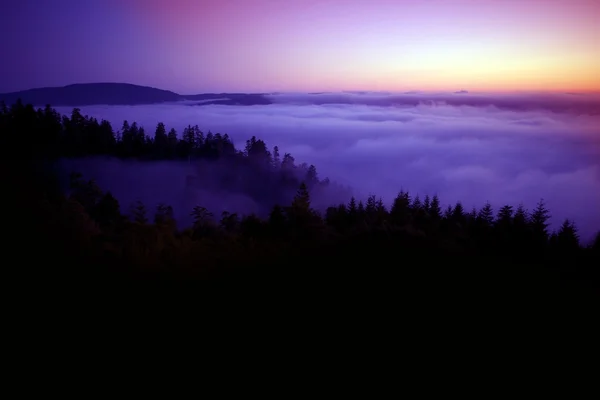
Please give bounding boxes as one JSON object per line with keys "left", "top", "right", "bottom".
{"left": 55, "top": 92, "right": 600, "bottom": 242}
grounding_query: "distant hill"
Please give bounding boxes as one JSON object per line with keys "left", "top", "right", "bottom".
{"left": 0, "top": 83, "right": 273, "bottom": 107}
{"left": 185, "top": 93, "right": 272, "bottom": 106}
{"left": 0, "top": 83, "right": 183, "bottom": 106}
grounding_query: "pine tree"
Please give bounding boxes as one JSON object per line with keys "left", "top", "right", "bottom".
{"left": 469, "top": 207, "right": 477, "bottom": 221}
{"left": 121, "top": 120, "right": 130, "bottom": 135}
{"left": 512, "top": 204, "right": 529, "bottom": 250}
{"left": 154, "top": 203, "right": 175, "bottom": 227}
{"left": 348, "top": 197, "right": 358, "bottom": 223}
{"left": 429, "top": 195, "right": 442, "bottom": 220}
{"left": 167, "top": 128, "right": 178, "bottom": 157}
{"left": 191, "top": 206, "right": 214, "bottom": 229}
{"left": 306, "top": 165, "right": 318, "bottom": 187}
{"left": 268, "top": 205, "right": 286, "bottom": 231}
{"left": 477, "top": 202, "right": 494, "bottom": 226}
{"left": 556, "top": 219, "right": 579, "bottom": 251}
{"left": 193, "top": 125, "right": 204, "bottom": 149}
{"left": 391, "top": 190, "right": 411, "bottom": 225}
{"left": 376, "top": 197, "right": 386, "bottom": 214}
{"left": 443, "top": 205, "right": 453, "bottom": 219}
{"left": 272, "top": 146, "right": 281, "bottom": 168}
{"left": 530, "top": 199, "right": 551, "bottom": 243}
{"left": 183, "top": 125, "right": 195, "bottom": 145}
{"left": 358, "top": 200, "right": 365, "bottom": 215}
{"left": 69, "top": 174, "right": 103, "bottom": 213}
{"left": 282, "top": 153, "right": 295, "bottom": 171}
{"left": 348, "top": 197, "right": 357, "bottom": 212}
{"left": 220, "top": 211, "right": 239, "bottom": 233}
{"left": 411, "top": 195, "right": 426, "bottom": 228}
{"left": 514, "top": 204, "right": 528, "bottom": 226}
{"left": 412, "top": 195, "right": 422, "bottom": 210}
{"left": 452, "top": 202, "right": 465, "bottom": 222}
{"left": 292, "top": 182, "right": 311, "bottom": 212}
{"left": 495, "top": 205, "right": 514, "bottom": 243}
{"left": 496, "top": 205, "right": 513, "bottom": 225}
{"left": 366, "top": 195, "right": 377, "bottom": 214}
{"left": 287, "top": 182, "right": 318, "bottom": 235}
{"left": 131, "top": 200, "right": 148, "bottom": 224}
{"left": 423, "top": 195, "right": 431, "bottom": 213}
{"left": 92, "top": 191, "right": 121, "bottom": 228}
{"left": 153, "top": 122, "right": 168, "bottom": 157}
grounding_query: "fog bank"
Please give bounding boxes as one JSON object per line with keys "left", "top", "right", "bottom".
{"left": 55, "top": 92, "right": 600, "bottom": 241}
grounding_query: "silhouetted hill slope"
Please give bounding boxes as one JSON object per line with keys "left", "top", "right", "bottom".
{"left": 0, "top": 83, "right": 273, "bottom": 106}
{"left": 0, "top": 83, "right": 183, "bottom": 106}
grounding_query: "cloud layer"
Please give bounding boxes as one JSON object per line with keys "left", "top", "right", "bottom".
{"left": 55, "top": 92, "right": 600, "bottom": 242}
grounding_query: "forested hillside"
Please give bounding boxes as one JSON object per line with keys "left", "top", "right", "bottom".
{"left": 2, "top": 99, "right": 598, "bottom": 304}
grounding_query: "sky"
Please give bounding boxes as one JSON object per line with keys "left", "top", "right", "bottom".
{"left": 1, "top": 0, "right": 599, "bottom": 93}
{"left": 54, "top": 93, "right": 600, "bottom": 242}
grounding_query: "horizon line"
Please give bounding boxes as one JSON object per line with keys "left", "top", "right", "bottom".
{"left": 2, "top": 81, "right": 600, "bottom": 96}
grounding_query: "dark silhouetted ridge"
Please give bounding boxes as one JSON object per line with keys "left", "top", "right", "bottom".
{"left": 0, "top": 83, "right": 273, "bottom": 107}
{"left": 0, "top": 83, "right": 183, "bottom": 106}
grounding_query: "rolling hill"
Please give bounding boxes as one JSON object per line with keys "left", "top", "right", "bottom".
{"left": 0, "top": 83, "right": 272, "bottom": 107}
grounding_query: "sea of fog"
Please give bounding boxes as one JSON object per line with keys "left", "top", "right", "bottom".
{"left": 55, "top": 92, "right": 600, "bottom": 242}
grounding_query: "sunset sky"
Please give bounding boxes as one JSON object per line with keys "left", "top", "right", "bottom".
{"left": 1, "top": 0, "right": 598, "bottom": 93}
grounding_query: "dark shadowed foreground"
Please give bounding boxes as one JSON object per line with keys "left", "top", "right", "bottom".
{"left": 3, "top": 100, "right": 599, "bottom": 326}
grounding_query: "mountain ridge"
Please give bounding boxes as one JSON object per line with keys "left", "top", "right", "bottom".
{"left": 0, "top": 82, "right": 272, "bottom": 107}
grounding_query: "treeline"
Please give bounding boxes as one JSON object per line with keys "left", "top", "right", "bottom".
{"left": 14, "top": 167, "right": 598, "bottom": 295}
{"left": 1, "top": 99, "right": 348, "bottom": 213}
{"left": 1, "top": 99, "right": 308, "bottom": 163}
{"left": 65, "top": 173, "right": 600, "bottom": 261}
{"left": 2, "top": 100, "right": 599, "bottom": 291}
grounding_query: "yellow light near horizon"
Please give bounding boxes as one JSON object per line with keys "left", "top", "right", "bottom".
{"left": 301, "top": 40, "right": 600, "bottom": 93}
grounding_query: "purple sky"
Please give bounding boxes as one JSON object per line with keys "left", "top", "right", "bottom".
{"left": 1, "top": 0, "right": 599, "bottom": 93}
{"left": 4, "top": 1, "right": 599, "bottom": 240}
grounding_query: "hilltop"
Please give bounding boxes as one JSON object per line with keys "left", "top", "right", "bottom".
{"left": 0, "top": 83, "right": 272, "bottom": 107}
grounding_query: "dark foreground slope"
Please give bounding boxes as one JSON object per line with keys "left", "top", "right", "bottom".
{"left": 3, "top": 100, "right": 598, "bottom": 322}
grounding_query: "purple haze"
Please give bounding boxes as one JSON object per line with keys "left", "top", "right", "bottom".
{"left": 55, "top": 92, "right": 600, "bottom": 242}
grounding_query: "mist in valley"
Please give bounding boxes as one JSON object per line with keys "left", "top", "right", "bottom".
{"left": 54, "top": 91, "right": 600, "bottom": 242}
